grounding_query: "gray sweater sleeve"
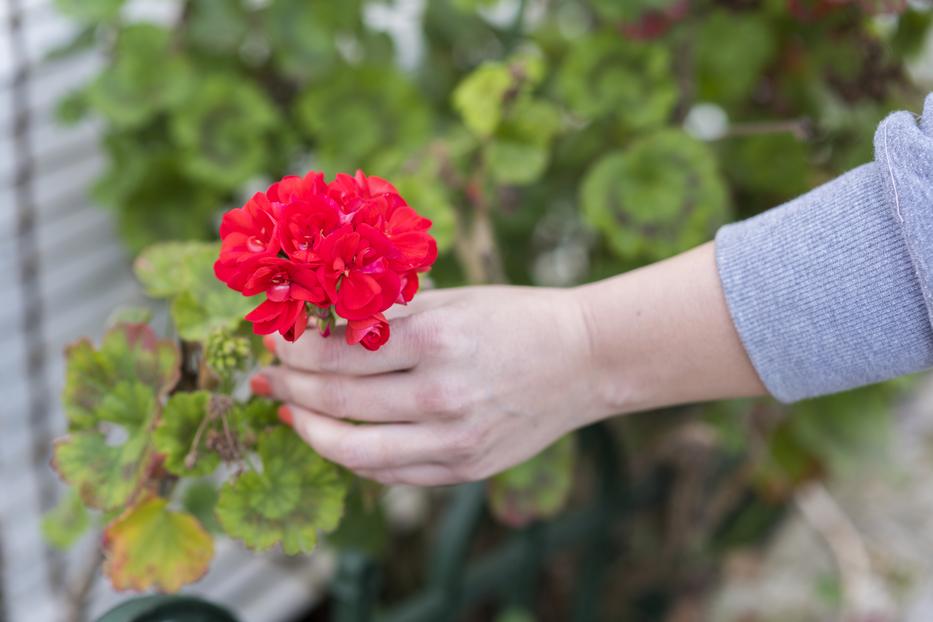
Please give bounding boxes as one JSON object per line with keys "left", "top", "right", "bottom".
{"left": 715, "top": 94, "right": 933, "bottom": 402}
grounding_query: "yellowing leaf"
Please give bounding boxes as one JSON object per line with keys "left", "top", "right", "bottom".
{"left": 63, "top": 323, "right": 179, "bottom": 430}
{"left": 52, "top": 430, "right": 151, "bottom": 511}
{"left": 103, "top": 496, "right": 214, "bottom": 593}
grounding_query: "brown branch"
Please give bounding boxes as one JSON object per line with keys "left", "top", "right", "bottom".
{"left": 724, "top": 118, "right": 814, "bottom": 141}
{"left": 795, "top": 483, "right": 895, "bottom": 621}
{"left": 65, "top": 546, "right": 103, "bottom": 622}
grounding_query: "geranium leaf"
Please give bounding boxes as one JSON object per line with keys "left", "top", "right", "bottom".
{"left": 452, "top": 62, "right": 514, "bottom": 137}
{"left": 54, "top": 0, "right": 124, "bottom": 22}
{"left": 294, "top": 64, "right": 431, "bottom": 172}
{"left": 230, "top": 397, "right": 280, "bottom": 442}
{"left": 96, "top": 381, "right": 156, "bottom": 428}
{"left": 52, "top": 430, "right": 150, "bottom": 511}
{"left": 392, "top": 174, "right": 457, "bottom": 254}
{"left": 41, "top": 489, "right": 91, "bottom": 550}
{"left": 134, "top": 241, "right": 220, "bottom": 299}
{"left": 581, "top": 129, "right": 729, "bottom": 261}
{"left": 262, "top": 0, "right": 362, "bottom": 80}
{"left": 486, "top": 140, "right": 550, "bottom": 185}
{"left": 62, "top": 339, "right": 117, "bottom": 430}
{"left": 170, "top": 75, "right": 279, "bottom": 189}
{"left": 487, "top": 435, "right": 577, "bottom": 528}
{"left": 86, "top": 25, "right": 193, "bottom": 128}
{"left": 153, "top": 392, "right": 219, "bottom": 477}
{"left": 103, "top": 496, "right": 214, "bottom": 593}
{"left": 557, "top": 32, "right": 676, "bottom": 128}
{"left": 216, "top": 428, "right": 346, "bottom": 554}
{"left": 181, "top": 480, "right": 222, "bottom": 534}
{"left": 696, "top": 11, "right": 776, "bottom": 107}
{"left": 135, "top": 241, "right": 258, "bottom": 341}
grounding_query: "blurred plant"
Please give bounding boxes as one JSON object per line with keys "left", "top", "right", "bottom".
{"left": 46, "top": 0, "right": 931, "bottom": 616}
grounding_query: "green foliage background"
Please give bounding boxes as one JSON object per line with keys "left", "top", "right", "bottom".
{"left": 48, "top": 0, "right": 933, "bottom": 616}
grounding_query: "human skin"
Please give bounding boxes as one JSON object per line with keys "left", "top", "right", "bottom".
{"left": 255, "top": 240, "right": 767, "bottom": 486}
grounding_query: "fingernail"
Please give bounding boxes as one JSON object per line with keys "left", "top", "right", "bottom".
{"left": 263, "top": 334, "right": 277, "bottom": 355}
{"left": 250, "top": 374, "right": 271, "bottom": 396}
{"left": 278, "top": 405, "right": 293, "bottom": 426}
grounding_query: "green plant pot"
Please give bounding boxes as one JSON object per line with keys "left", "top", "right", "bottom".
{"left": 95, "top": 595, "right": 238, "bottom": 622}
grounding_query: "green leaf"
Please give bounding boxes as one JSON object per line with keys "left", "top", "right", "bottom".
{"left": 483, "top": 98, "right": 562, "bottom": 186}
{"left": 186, "top": 0, "right": 250, "bottom": 53}
{"left": 134, "top": 241, "right": 219, "bottom": 299}
{"left": 181, "top": 480, "right": 222, "bottom": 534}
{"left": 63, "top": 323, "right": 179, "bottom": 430}
{"left": 153, "top": 392, "right": 218, "bottom": 477}
{"left": 452, "top": 62, "right": 514, "bottom": 137}
{"left": 86, "top": 25, "right": 193, "bottom": 128}
{"left": 54, "top": 0, "right": 124, "bottom": 21}
{"left": 720, "top": 133, "right": 810, "bottom": 200}
{"left": 294, "top": 65, "right": 432, "bottom": 173}
{"left": 392, "top": 174, "right": 457, "bottom": 254}
{"left": 588, "top": 0, "right": 680, "bottom": 22}
{"left": 105, "top": 305, "right": 153, "bottom": 328}
{"left": 892, "top": 9, "right": 933, "bottom": 59}
{"left": 103, "top": 496, "right": 214, "bottom": 593}
{"left": 498, "top": 99, "right": 563, "bottom": 147}
{"left": 93, "top": 136, "right": 223, "bottom": 252}
{"left": 580, "top": 129, "right": 729, "bottom": 261}
{"left": 789, "top": 386, "right": 894, "bottom": 476}
{"left": 696, "top": 11, "right": 776, "bottom": 106}
{"left": 134, "top": 241, "right": 258, "bottom": 341}
{"left": 557, "top": 32, "right": 677, "bottom": 128}
{"left": 263, "top": 0, "right": 364, "bottom": 80}
{"left": 488, "top": 435, "right": 576, "bottom": 528}
{"left": 230, "top": 397, "right": 280, "bottom": 442}
{"left": 487, "top": 140, "right": 550, "bottom": 185}
{"left": 96, "top": 381, "right": 156, "bottom": 428}
{"left": 170, "top": 75, "right": 279, "bottom": 190}
{"left": 52, "top": 430, "right": 151, "bottom": 511}
{"left": 216, "top": 428, "right": 346, "bottom": 554}
{"left": 325, "top": 485, "right": 388, "bottom": 556}
{"left": 41, "top": 490, "right": 90, "bottom": 550}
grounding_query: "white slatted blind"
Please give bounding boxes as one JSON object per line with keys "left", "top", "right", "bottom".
{"left": 0, "top": 2, "right": 332, "bottom": 621}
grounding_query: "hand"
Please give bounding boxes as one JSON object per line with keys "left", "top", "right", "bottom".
{"left": 255, "top": 286, "right": 605, "bottom": 486}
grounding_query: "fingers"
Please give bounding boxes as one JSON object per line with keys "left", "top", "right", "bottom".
{"left": 269, "top": 319, "right": 421, "bottom": 376}
{"left": 354, "top": 464, "right": 463, "bottom": 487}
{"left": 287, "top": 406, "right": 450, "bottom": 469}
{"left": 263, "top": 367, "right": 460, "bottom": 422}
{"left": 267, "top": 288, "right": 466, "bottom": 376}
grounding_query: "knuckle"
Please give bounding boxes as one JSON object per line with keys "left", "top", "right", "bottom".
{"left": 315, "top": 340, "right": 345, "bottom": 373}
{"left": 414, "top": 312, "right": 467, "bottom": 358}
{"left": 446, "top": 424, "right": 481, "bottom": 462}
{"left": 322, "top": 379, "right": 352, "bottom": 419}
{"left": 274, "top": 370, "right": 296, "bottom": 402}
{"left": 417, "top": 381, "right": 470, "bottom": 416}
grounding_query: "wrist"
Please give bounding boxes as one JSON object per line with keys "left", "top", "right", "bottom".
{"left": 570, "top": 281, "right": 641, "bottom": 421}
{"left": 570, "top": 242, "right": 766, "bottom": 421}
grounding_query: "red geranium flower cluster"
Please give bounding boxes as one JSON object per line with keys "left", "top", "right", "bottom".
{"left": 214, "top": 170, "right": 437, "bottom": 350}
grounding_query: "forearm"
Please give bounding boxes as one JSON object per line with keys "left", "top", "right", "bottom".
{"left": 576, "top": 241, "right": 766, "bottom": 418}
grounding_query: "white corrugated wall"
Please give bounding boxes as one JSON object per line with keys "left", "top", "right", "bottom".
{"left": 0, "top": 2, "right": 334, "bottom": 621}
